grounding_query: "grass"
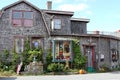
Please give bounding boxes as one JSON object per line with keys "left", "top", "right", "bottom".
{"left": 0, "top": 70, "right": 16, "bottom": 77}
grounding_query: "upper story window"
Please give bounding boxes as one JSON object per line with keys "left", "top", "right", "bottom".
{"left": 52, "top": 19, "right": 61, "bottom": 30}
{"left": 12, "top": 10, "right": 33, "bottom": 27}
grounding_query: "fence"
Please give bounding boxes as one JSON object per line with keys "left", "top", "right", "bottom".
{"left": 87, "top": 31, "right": 120, "bottom": 37}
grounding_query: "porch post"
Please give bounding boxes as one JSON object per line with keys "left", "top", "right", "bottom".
{"left": 52, "top": 40, "right": 55, "bottom": 62}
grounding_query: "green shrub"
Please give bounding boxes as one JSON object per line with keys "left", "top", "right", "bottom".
{"left": 28, "top": 49, "right": 43, "bottom": 62}
{"left": 99, "top": 64, "right": 111, "bottom": 72}
{"left": 47, "top": 63, "right": 57, "bottom": 72}
{"left": 47, "top": 63, "right": 64, "bottom": 72}
{"left": 1, "top": 70, "right": 14, "bottom": 76}
{"left": 0, "top": 50, "right": 15, "bottom": 71}
{"left": 72, "top": 40, "right": 87, "bottom": 69}
{"left": 45, "top": 49, "right": 53, "bottom": 72}
{"left": 46, "top": 50, "right": 52, "bottom": 66}
{"left": 57, "top": 63, "right": 64, "bottom": 72}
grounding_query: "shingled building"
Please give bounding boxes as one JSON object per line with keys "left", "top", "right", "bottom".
{"left": 0, "top": 0, "right": 120, "bottom": 71}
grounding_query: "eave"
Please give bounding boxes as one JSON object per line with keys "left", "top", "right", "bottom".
{"left": 43, "top": 9, "right": 74, "bottom": 16}
{"left": 51, "top": 34, "right": 120, "bottom": 40}
{"left": 71, "top": 18, "right": 90, "bottom": 23}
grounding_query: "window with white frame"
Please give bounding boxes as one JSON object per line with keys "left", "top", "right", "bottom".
{"left": 15, "top": 38, "right": 24, "bottom": 53}
{"left": 52, "top": 19, "right": 61, "bottom": 30}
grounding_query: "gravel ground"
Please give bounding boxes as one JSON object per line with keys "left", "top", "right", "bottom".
{"left": 0, "top": 71, "right": 120, "bottom": 80}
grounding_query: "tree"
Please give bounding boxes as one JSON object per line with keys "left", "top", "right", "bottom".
{"left": 72, "top": 40, "right": 86, "bottom": 69}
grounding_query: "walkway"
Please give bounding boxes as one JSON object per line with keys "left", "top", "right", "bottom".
{"left": 0, "top": 71, "right": 120, "bottom": 80}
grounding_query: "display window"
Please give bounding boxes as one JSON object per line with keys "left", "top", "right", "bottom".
{"left": 53, "top": 40, "right": 72, "bottom": 61}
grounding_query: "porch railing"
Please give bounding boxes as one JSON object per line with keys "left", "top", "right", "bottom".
{"left": 87, "top": 31, "right": 120, "bottom": 37}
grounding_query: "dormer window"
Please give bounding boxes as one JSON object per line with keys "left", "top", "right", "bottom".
{"left": 52, "top": 19, "right": 61, "bottom": 30}
{"left": 12, "top": 10, "right": 33, "bottom": 27}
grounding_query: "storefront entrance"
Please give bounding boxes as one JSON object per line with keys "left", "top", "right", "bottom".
{"left": 84, "top": 46, "right": 95, "bottom": 72}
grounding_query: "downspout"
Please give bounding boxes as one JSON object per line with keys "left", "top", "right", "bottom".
{"left": 98, "top": 35, "right": 100, "bottom": 69}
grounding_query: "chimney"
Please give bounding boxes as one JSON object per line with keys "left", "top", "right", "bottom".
{"left": 94, "top": 31, "right": 99, "bottom": 34}
{"left": 47, "top": 1, "right": 52, "bottom": 10}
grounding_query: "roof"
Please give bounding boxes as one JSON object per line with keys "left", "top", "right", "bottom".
{"left": 0, "top": 0, "right": 90, "bottom": 36}
{"left": 42, "top": 9, "right": 74, "bottom": 16}
{"left": 71, "top": 18, "right": 90, "bottom": 23}
{"left": 1, "top": 0, "right": 74, "bottom": 16}
{"left": 2, "top": 0, "right": 40, "bottom": 11}
{"left": 51, "top": 34, "right": 120, "bottom": 40}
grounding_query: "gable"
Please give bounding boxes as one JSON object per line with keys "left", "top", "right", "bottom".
{"left": 8, "top": 3, "right": 36, "bottom": 12}
{"left": 0, "top": 1, "right": 50, "bottom": 36}
{"left": 2, "top": 0, "right": 40, "bottom": 11}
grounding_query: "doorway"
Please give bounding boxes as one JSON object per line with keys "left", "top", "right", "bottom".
{"left": 84, "top": 46, "right": 95, "bottom": 72}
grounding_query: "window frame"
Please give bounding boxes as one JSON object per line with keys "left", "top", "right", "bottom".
{"left": 12, "top": 11, "right": 22, "bottom": 26}
{"left": 52, "top": 40, "right": 72, "bottom": 62}
{"left": 12, "top": 10, "right": 33, "bottom": 27}
{"left": 14, "top": 36, "right": 24, "bottom": 54}
{"left": 52, "top": 19, "right": 61, "bottom": 30}
{"left": 30, "top": 37, "right": 44, "bottom": 49}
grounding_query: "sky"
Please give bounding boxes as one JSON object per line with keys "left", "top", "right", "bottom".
{"left": 0, "top": 0, "right": 120, "bottom": 32}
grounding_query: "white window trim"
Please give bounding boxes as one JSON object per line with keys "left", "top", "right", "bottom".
{"left": 52, "top": 19, "right": 61, "bottom": 30}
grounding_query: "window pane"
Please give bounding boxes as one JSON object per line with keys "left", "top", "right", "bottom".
{"left": 13, "top": 19, "right": 22, "bottom": 26}
{"left": 32, "top": 38, "right": 43, "bottom": 49}
{"left": 55, "top": 19, "right": 61, "bottom": 25}
{"left": 54, "top": 41, "right": 72, "bottom": 61}
{"left": 24, "top": 19, "right": 33, "bottom": 26}
{"left": 24, "top": 12, "right": 33, "bottom": 19}
{"left": 54, "top": 19, "right": 61, "bottom": 29}
{"left": 55, "top": 41, "right": 64, "bottom": 60}
{"left": 15, "top": 38, "right": 24, "bottom": 53}
{"left": 32, "top": 40, "right": 40, "bottom": 49}
{"left": 54, "top": 24, "right": 61, "bottom": 29}
{"left": 64, "top": 42, "right": 70, "bottom": 53}
{"left": 13, "top": 11, "right": 22, "bottom": 18}
{"left": 63, "top": 41, "right": 71, "bottom": 60}
{"left": 54, "top": 41, "right": 71, "bottom": 61}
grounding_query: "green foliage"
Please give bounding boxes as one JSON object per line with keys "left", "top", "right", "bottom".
{"left": 72, "top": 40, "right": 87, "bottom": 69}
{"left": 44, "top": 49, "right": 53, "bottom": 72}
{"left": 28, "top": 49, "right": 43, "bottom": 62}
{"left": 24, "top": 37, "right": 31, "bottom": 51}
{"left": 0, "top": 70, "right": 16, "bottom": 76}
{"left": 46, "top": 49, "right": 52, "bottom": 66}
{"left": 0, "top": 37, "right": 43, "bottom": 73}
{"left": 20, "top": 38, "right": 43, "bottom": 71}
{"left": 99, "top": 64, "right": 111, "bottom": 72}
{"left": 47, "top": 63, "right": 64, "bottom": 72}
{"left": 4, "top": 50, "right": 10, "bottom": 58}
{"left": 22, "top": 37, "right": 31, "bottom": 65}
{"left": 12, "top": 53, "right": 20, "bottom": 71}
{"left": 0, "top": 50, "right": 14, "bottom": 71}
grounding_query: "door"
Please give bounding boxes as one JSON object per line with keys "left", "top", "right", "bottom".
{"left": 84, "top": 46, "right": 95, "bottom": 69}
